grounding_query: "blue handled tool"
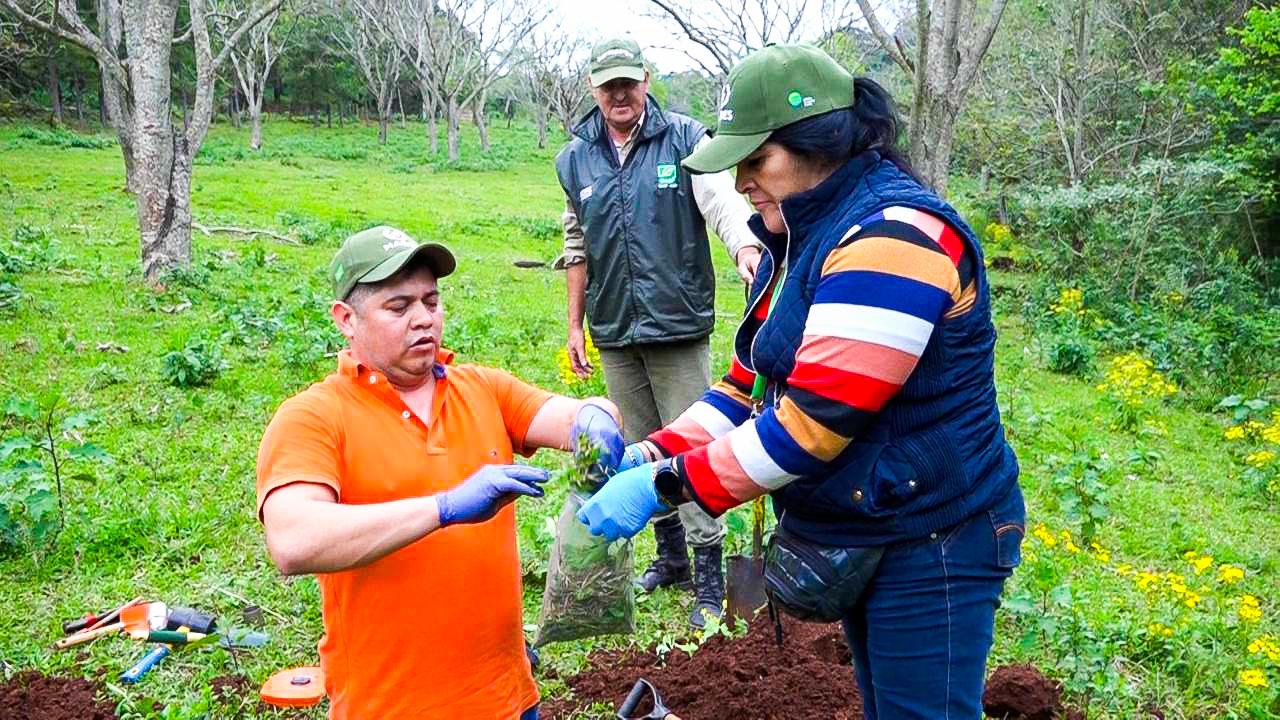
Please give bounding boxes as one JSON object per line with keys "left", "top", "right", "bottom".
{"left": 121, "top": 645, "right": 170, "bottom": 684}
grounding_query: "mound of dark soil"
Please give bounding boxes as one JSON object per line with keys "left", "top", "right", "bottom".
{"left": 542, "top": 616, "right": 862, "bottom": 720}
{"left": 544, "top": 616, "right": 1076, "bottom": 720}
{"left": 0, "top": 670, "right": 116, "bottom": 720}
{"left": 982, "top": 663, "right": 1064, "bottom": 720}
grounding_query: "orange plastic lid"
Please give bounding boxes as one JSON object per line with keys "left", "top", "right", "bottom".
{"left": 260, "top": 666, "right": 326, "bottom": 707}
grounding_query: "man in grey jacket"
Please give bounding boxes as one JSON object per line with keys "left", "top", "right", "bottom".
{"left": 555, "top": 37, "right": 759, "bottom": 628}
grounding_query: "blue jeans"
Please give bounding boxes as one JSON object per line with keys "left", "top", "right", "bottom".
{"left": 842, "top": 484, "right": 1025, "bottom": 720}
{"left": 519, "top": 706, "right": 537, "bottom": 720}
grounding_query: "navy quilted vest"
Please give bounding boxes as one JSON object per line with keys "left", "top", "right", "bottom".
{"left": 739, "top": 152, "right": 1019, "bottom": 546}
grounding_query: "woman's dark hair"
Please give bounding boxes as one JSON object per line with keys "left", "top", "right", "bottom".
{"left": 768, "top": 77, "right": 920, "bottom": 182}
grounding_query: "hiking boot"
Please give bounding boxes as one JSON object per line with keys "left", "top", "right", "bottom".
{"left": 689, "top": 543, "right": 725, "bottom": 629}
{"left": 636, "top": 515, "right": 692, "bottom": 593}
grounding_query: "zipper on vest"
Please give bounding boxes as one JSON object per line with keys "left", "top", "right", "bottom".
{"left": 743, "top": 208, "right": 793, "bottom": 400}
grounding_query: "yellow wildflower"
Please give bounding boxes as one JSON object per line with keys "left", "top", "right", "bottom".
{"left": 1224, "top": 425, "right": 1246, "bottom": 441}
{"left": 1240, "top": 595, "right": 1263, "bottom": 623}
{"left": 1191, "top": 555, "right": 1214, "bottom": 575}
{"left": 1245, "top": 450, "right": 1276, "bottom": 469}
{"left": 1136, "top": 571, "right": 1161, "bottom": 590}
{"left": 1049, "top": 287, "right": 1085, "bottom": 316}
{"left": 1239, "top": 669, "right": 1269, "bottom": 689}
{"left": 1164, "top": 291, "right": 1184, "bottom": 305}
{"left": 1097, "top": 352, "right": 1177, "bottom": 407}
{"left": 1218, "top": 565, "right": 1245, "bottom": 584}
{"left": 1182, "top": 591, "right": 1201, "bottom": 609}
{"left": 1148, "top": 622, "right": 1174, "bottom": 638}
{"left": 1032, "top": 523, "right": 1057, "bottom": 548}
{"left": 1089, "top": 542, "right": 1111, "bottom": 563}
{"left": 1248, "top": 635, "right": 1280, "bottom": 663}
{"left": 1114, "top": 563, "right": 1133, "bottom": 576}
{"left": 1262, "top": 421, "right": 1280, "bottom": 445}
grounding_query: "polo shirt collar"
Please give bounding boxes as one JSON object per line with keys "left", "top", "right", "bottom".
{"left": 337, "top": 347, "right": 454, "bottom": 381}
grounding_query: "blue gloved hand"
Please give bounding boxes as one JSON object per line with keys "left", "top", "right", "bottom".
{"left": 570, "top": 402, "right": 625, "bottom": 479}
{"left": 436, "top": 464, "right": 550, "bottom": 526}
{"left": 576, "top": 461, "right": 668, "bottom": 542}
{"left": 616, "top": 443, "right": 653, "bottom": 473}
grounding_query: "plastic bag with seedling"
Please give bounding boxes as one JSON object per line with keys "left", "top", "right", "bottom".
{"left": 532, "top": 437, "right": 635, "bottom": 647}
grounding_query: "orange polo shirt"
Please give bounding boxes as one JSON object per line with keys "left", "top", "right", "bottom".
{"left": 256, "top": 348, "right": 551, "bottom": 719}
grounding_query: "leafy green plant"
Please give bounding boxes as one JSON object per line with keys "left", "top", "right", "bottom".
{"left": 161, "top": 340, "right": 228, "bottom": 387}
{"left": 1048, "top": 427, "right": 1115, "bottom": 544}
{"left": 0, "top": 394, "right": 113, "bottom": 550}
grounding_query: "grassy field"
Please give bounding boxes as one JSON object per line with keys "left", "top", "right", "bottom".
{"left": 0, "top": 118, "right": 1277, "bottom": 719}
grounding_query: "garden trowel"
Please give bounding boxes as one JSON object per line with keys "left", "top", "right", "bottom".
{"left": 725, "top": 496, "right": 768, "bottom": 623}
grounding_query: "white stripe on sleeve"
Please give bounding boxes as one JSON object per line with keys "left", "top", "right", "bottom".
{"left": 804, "top": 303, "right": 935, "bottom": 356}
{"left": 686, "top": 401, "right": 738, "bottom": 440}
{"left": 729, "top": 423, "right": 797, "bottom": 490}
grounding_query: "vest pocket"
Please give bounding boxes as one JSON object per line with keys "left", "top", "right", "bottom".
{"left": 869, "top": 424, "right": 967, "bottom": 513}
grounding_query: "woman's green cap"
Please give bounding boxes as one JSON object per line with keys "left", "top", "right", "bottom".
{"left": 683, "top": 44, "right": 855, "bottom": 174}
{"left": 330, "top": 226, "right": 456, "bottom": 301}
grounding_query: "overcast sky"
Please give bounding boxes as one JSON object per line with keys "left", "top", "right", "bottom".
{"left": 552, "top": 0, "right": 899, "bottom": 74}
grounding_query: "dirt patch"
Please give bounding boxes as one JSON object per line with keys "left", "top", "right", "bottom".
{"left": 544, "top": 616, "right": 1075, "bottom": 720}
{"left": 0, "top": 670, "right": 117, "bottom": 720}
{"left": 982, "top": 663, "right": 1063, "bottom": 720}
{"left": 542, "top": 616, "right": 862, "bottom": 720}
{"left": 211, "top": 674, "right": 253, "bottom": 703}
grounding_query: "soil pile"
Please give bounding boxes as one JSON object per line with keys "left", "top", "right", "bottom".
{"left": 0, "top": 670, "right": 116, "bottom": 720}
{"left": 982, "top": 664, "right": 1064, "bottom": 720}
{"left": 542, "top": 616, "right": 862, "bottom": 720}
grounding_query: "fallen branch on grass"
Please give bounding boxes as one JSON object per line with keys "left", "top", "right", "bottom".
{"left": 192, "top": 222, "right": 299, "bottom": 245}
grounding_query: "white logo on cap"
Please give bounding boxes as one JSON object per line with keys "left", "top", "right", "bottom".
{"left": 717, "top": 85, "right": 733, "bottom": 124}
{"left": 381, "top": 227, "right": 415, "bottom": 252}
{"left": 597, "top": 48, "right": 635, "bottom": 62}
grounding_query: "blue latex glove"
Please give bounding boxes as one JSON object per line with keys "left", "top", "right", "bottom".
{"left": 616, "top": 443, "right": 652, "bottom": 473}
{"left": 576, "top": 461, "right": 668, "bottom": 542}
{"left": 570, "top": 402, "right": 625, "bottom": 478}
{"left": 436, "top": 465, "right": 550, "bottom": 526}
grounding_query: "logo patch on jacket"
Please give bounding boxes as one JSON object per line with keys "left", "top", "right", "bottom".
{"left": 656, "top": 163, "right": 678, "bottom": 189}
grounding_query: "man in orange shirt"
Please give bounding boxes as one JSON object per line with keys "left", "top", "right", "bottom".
{"left": 256, "top": 225, "right": 624, "bottom": 719}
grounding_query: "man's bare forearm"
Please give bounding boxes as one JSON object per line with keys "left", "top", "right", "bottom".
{"left": 263, "top": 484, "right": 441, "bottom": 576}
{"left": 567, "top": 263, "right": 587, "bottom": 331}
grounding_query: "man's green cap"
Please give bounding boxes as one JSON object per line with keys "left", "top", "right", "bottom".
{"left": 589, "top": 38, "right": 647, "bottom": 87}
{"left": 330, "top": 225, "right": 456, "bottom": 301}
{"left": 683, "top": 44, "right": 855, "bottom": 174}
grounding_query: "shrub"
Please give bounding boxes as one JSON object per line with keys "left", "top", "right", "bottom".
{"left": 161, "top": 340, "right": 227, "bottom": 387}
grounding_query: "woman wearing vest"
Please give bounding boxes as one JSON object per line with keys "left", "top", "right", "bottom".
{"left": 578, "top": 44, "right": 1025, "bottom": 719}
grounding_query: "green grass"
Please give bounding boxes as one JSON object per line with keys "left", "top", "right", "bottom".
{"left": 0, "top": 117, "right": 1277, "bottom": 719}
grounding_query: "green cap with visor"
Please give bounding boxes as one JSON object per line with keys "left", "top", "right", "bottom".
{"left": 589, "top": 38, "right": 647, "bottom": 87}
{"left": 683, "top": 44, "right": 854, "bottom": 174}
{"left": 330, "top": 225, "right": 456, "bottom": 301}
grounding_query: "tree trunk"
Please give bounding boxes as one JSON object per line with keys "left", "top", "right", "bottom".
{"left": 47, "top": 54, "right": 63, "bottom": 125}
{"left": 536, "top": 107, "right": 547, "bottom": 149}
{"left": 231, "top": 91, "right": 242, "bottom": 128}
{"left": 397, "top": 86, "right": 406, "bottom": 129}
{"left": 473, "top": 94, "right": 489, "bottom": 153}
{"left": 378, "top": 94, "right": 389, "bottom": 144}
{"left": 72, "top": 71, "right": 85, "bottom": 124}
{"left": 420, "top": 79, "right": 439, "bottom": 156}
{"left": 250, "top": 107, "right": 263, "bottom": 150}
{"left": 135, "top": 128, "right": 195, "bottom": 282}
{"left": 327, "top": 102, "right": 332, "bottom": 128}
{"left": 447, "top": 95, "right": 461, "bottom": 161}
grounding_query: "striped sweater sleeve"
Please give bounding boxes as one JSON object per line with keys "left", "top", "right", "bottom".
{"left": 676, "top": 207, "right": 968, "bottom": 516}
{"left": 647, "top": 355, "right": 755, "bottom": 456}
